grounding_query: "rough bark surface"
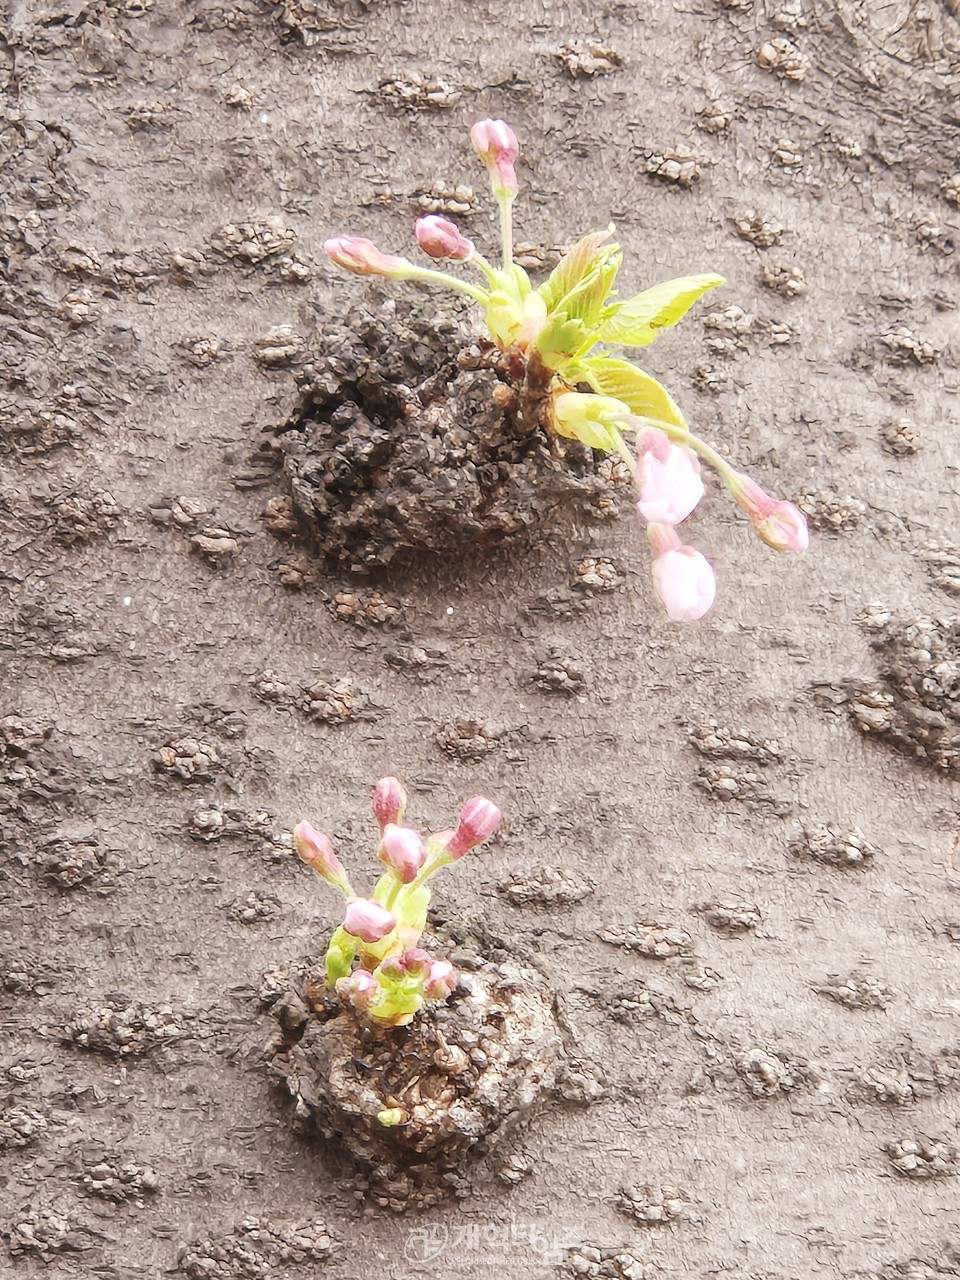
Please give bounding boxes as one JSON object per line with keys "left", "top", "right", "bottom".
{"left": 1, "top": 0, "right": 959, "bottom": 1277}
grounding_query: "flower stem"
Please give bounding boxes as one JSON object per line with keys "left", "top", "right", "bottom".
{"left": 627, "top": 415, "right": 739, "bottom": 490}
{"left": 468, "top": 249, "right": 501, "bottom": 288}
{"left": 609, "top": 426, "right": 639, "bottom": 487}
{"left": 498, "top": 194, "right": 515, "bottom": 271}
{"left": 400, "top": 265, "right": 489, "bottom": 304}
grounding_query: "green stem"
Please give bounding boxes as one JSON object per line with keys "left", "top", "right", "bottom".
{"left": 498, "top": 194, "right": 515, "bottom": 271}
{"left": 468, "top": 249, "right": 501, "bottom": 288}
{"left": 609, "top": 426, "right": 639, "bottom": 486}
{"left": 401, "top": 265, "right": 489, "bottom": 304}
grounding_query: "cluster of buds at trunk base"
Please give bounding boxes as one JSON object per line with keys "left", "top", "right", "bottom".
{"left": 324, "top": 119, "right": 809, "bottom": 621}
{"left": 294, "top": 778, "right": 501, "bottom": 1033}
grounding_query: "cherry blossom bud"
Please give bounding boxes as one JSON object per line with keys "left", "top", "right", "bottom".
{"left": 469, "top": 118, "right": 519, "bottom": 198}
{"left": 728, "top": 473, "right": 809, "bottom": 553}
{"left": 372, "top": 776, "right": 407, "bottom": 833}
{"left": 293, "top": 822, "right": 351, "bottom": 894}
{"left": 336, "top": 969, "right": 378, "bottom": 1011}
{"left": 379, "top": 823, "right": 428, "bottom": 883}
{"left": 415, "top": 215, "right": 472, "bottom": 261}
{"left": 402, "top": 948, "right": 432, "bottom": 981}
{"left": 445, "top": 796, "right": 502, "bottom": 859}
{"left": 342, "top": 898, "right": 396, "bottom": 944}
{"left": 323, "top": 236, "right": 408, "bottom": 278}
{"left": 636, "top": 427, "right": 704, "bottom": 526}
{"left": 423, "top": 959, "right": 457, "bottom": 1001}
{"left": 648, "top": 524, "right": 716, "bottom": 622}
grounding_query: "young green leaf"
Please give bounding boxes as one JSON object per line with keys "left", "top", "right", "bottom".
{"left": 538, "top": 226, "right": 618, "bottom": 312}
{"left": 597, "top": 273, "right": 725, "bottom": 347}
{"left": 559, "top": 251, "right": 622, "bottom": 328}
{"left": 535, "top": 312, "right": 587, "bottom": 370}
{"left": 578, "top": 356, "right": 687, "bottom": 429}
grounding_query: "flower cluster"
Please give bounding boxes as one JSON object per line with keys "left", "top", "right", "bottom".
{"left": 324, "top": 119, "right": 808, "bottom": 621}
{"left": 294, "top": 778, "right": 501, "bottom": 1028}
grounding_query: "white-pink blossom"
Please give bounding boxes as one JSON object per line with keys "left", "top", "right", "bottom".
{"left": 636, "top": 428, "right": 704, "bottom": 526}
{"left": 342, "top": 898, "right": 396, "bottom": 944}
{"left": 651, "top": 543, "right": 717, "bottom": 622}
{"left": 379, "top": 824, "right": 427, "bottom": 883}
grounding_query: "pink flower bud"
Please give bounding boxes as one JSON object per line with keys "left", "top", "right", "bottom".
{"left": 378, "top": 955, "right": 405, "bottom": 981}
{"left": 469, "top": 118, "right": 519, "bottom": 197}
{"left": 423, "top": 959, "right": 457, "bottom": 1001}
{"left": 336, "top": 969, "right": 378, "bottom": 1011}
{"left": 636, "top": 428, "right": 704, "bottom": 526}
{"left": 648, "top": 526, "right": 716, "bottom": 622}
{"left": 402, "top": 948, "right": 432, "bottom": 981}
{"left": 293, "top": 821, "right": 350, "bottom": 893}
{"left": 372, "top": 776, "right": 407, "bottom": 833}
{"left": 729, "top": 474, "right": 809, "bottom": 553}
{"left": 323, "top": 236, "right": 408, "bottom": 278}
{"left": 415, "top": 215, "right": 472, "bottom": 261}
{"left": 379, "top": 823, "right": 428, "bottom": 883}
{"left": 342, "top": 898, "right": 396, "bottom": 944}
{"left": 445, "top": 795, "right": 502, "bottom": 859}
{"left": 754, "top": 503, "right": 809, "bottom": 553}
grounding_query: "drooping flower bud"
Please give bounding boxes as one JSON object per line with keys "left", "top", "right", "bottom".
{"left": 323, "top": 236, "right": 409, "bottom": 278}
{"left": 415, "top": 215, "right": 473, "bottom": 261}
{"left": 342, "top": 897, "right": 397, "bottom": 944}
{"left": 648, "top": 523, "right": 716, "bottom": 622}
{"left": 336, "top": 969, "right": 378, "bottom": 1011}
{"left": 444, "top": 796, "right": 502, "bottom": 860}
{"left": 636, "top": 427, "right": 704, "bottom": 526}
{"left": 726, "top": 473, "right": 809, "bottom": 553}
{"left": 372, "top": 776, "right": 407, "bottom": 833}
{"left": 469, "top": 118, "right": 519, "bottom": 199}
{"left": 379, "top": 823, "right": 428, "bottom": 883}
{"left": 423, "top": 959, "right": 458, "bottom": 1001}
{"left": 293, "top": 821, "right": 352, "bottom": 895}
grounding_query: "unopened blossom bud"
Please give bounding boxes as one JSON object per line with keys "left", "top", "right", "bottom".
{"left": 336, "top": 969, "right": 378, "bottom": 1011}
{"left": 379, "top": 823, "right": 428, "bottom": 883}
{"left": 636, "top": 428, "right": 704, "bottom": 526}
{"left": 470, "top": 118, "right": 519, "bottom": 198}
{"left": 402, "top": 948, "right": 432, "bottom": 981}
{"left": 372, "top": 776, "right": 407, "bottom": 833}
{"left": 323, "top": 236, "right": 408, "bottom": 278}
{"left": 378, "top": 955, "right": 406, "bottom": 981}
{"left": 648, "top": 523, "right": 716, "bottom": 622}
{"left": 423, "top": 959, "right": 458, "bottom": 1001}
{"left": 415, "top": 215, "right": 472, "bottom": 261}
{"left": 728, "top": 473, "right": 809, "bottom": 553}
{"left": 342, "top": 897, "right": 396, "bottom": 944}
{"left": 293, "top": 821, "right": 351, "bottom": 894}
{"left": 754, "top": 502, "right": 808, "bottom": 553}
{"left": 445, "top": 796, "right": 502, "bottom": 859}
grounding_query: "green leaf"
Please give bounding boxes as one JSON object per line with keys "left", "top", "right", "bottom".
{"left": 597, "top": 273, "right": 725, "bottom": 347}
{"left": 538, "top": 226, "right": 618, "bottom": 311}
{"left": 578, "top": 357, "right": 686, "bottom": 429}
{"left": 510, "top": 263, "right": 533, "bottom": 299}
{"left": 560, "top": 251, "right": 622, "bottom": 328}
{"left": 535, "top": 312, "right": 587, "bottom": 370}
{"left": 324, "top": 929, "right": 356, "bottom": 985}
